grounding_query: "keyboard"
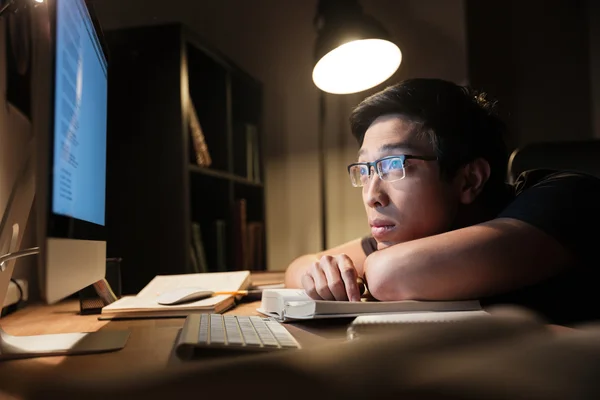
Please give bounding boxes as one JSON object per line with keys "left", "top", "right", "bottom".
{"left": 174, "top": 314, "right": 301, "bottom": 360}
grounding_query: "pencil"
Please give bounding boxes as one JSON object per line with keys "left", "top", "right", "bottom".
{"left": 213, "top": 289, "right": 263, "bottom": 296}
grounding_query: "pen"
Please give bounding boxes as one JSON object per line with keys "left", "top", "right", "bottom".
{"left": 357, "top": 277, "right": 371, "bottom": 298}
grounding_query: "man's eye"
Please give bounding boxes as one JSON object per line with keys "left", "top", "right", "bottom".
{"left": 383, "top": 158, "right": 403, "bottom": 171}
{"left": 359, "top": 167, "right": 369, "bottom": 176}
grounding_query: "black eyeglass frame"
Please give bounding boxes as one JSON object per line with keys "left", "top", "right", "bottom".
{"left": 347, "top": 154, "right": 438, "bottom": 187}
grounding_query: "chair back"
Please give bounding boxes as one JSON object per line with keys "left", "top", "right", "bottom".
{"left": 507, "top": 140, "right": 600, "bottom": 183}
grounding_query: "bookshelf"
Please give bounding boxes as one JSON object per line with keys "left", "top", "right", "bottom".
{"left": 104, "top": 23, "right": 266, "bottom": 294}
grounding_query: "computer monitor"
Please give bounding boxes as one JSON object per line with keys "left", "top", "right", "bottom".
{"left": 36, "top": 0, "right": 108, "bottom": 304}
{"left": 0, "top": 0, "right": 128, "bottom": 359}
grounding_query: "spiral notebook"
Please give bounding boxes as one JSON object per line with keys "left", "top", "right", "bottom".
{"left": 347, "top": 310, "right": 491, "bottom": 340}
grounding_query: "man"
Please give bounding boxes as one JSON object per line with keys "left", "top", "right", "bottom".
{"left": 285, "top": 78, "right": 600, "bottom": 325}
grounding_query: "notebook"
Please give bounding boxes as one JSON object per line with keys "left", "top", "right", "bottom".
{"left": 257, "top": 288, "right": 482, "bottom": 322}
{"left": 347, "top": 310, "right": 491, "bottom": 340}
{"left": 100, "top": 271, "right": 251, "bottom": 320}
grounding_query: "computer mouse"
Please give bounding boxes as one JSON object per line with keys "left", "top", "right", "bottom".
{"left": 156, "top": 287, "right": 214, "bottom": 305}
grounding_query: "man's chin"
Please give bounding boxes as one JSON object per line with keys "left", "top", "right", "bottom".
{"left": 376, "top": 241, "right": 395, "bottom": 251}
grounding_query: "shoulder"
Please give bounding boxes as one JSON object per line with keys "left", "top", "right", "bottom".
{"left": 501, "top": 168, "right": 600, "bottom": 259}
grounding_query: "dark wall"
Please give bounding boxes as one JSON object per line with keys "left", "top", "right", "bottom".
{"left": 466, "top": 0, "right": 592, "bottom": 150}
{"left": 92, "top": 0, "right": 470, "bottom": 264}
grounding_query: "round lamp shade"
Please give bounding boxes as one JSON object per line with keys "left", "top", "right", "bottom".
{"left": 312, "top": 38, "right": 401, "bottom": 94}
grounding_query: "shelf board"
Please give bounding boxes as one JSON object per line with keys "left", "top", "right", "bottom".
{"left": 189, "top": 164, "right": 263, "bottom": 187}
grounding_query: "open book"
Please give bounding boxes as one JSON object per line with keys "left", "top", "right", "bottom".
{"left": 100, "top": 271, "right": 251, "bottom": 319}
{"left": 257, "top": 289, "right": 482, "bottom": 322}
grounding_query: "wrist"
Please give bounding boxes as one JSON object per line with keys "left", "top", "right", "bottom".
{"left": 284, "top": 262, "right": 303, "bottom": 288}
{"left": 362, "top": 252, "right": 377, "bottom": 290}
{"left": 363, "top": 248, "right": 402, "bottom": 301}
{"left": 284, "top": 254, "right": 317, "bottom": 288}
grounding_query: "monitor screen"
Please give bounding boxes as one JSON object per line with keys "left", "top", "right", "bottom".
{"left": 52, "top": 0, "right": 107, "bottom": 226}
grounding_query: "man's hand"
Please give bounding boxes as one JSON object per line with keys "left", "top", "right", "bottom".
{"left": 301, "top": 254, "right": 361, "bottom": 302}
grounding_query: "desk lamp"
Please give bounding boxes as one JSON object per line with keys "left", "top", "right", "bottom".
{"left": 312, "top": 0, "right": 401, "bottom": 249}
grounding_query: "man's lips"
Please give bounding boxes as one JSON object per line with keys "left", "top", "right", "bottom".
{"left": 369, "top": 219, "right": 396, "bottom": 240}
{"left": 369, "top": 218, "right": 396, "bottom": 228}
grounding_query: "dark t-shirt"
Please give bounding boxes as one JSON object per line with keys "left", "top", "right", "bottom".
{"left": 361, "top": 169, "right": 600, "bottom": 325}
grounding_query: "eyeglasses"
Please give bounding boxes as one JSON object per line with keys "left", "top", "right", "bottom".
{"left": 347, "top": 155, "right": 438, "bottom": 187}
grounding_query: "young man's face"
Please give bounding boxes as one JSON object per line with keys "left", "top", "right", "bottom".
{"left": 358, "top": 114, "right": 461, "bottom": 250}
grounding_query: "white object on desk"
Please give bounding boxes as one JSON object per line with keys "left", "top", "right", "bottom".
{"left": 258, "top": 288, "right": 482, "bottom": 322}
{"left": 352, "top": 310, "right": 491, "bottom": 325}
{"left": 0, "top": 327, "right": 130, "bottom": 360}
{"left": 347, "top": 310, "right": 491, "bottom": 340}
{"left": 174, "top": 314, "right": 301, "bottom": 360}
{"left": 2, "top": 279, "right": 28, "bottom": 309}
{"left": 156, "top": 287, "right": 213, "bottom": 305}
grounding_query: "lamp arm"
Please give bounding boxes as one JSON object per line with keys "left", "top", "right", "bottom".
{"left": 0, "top": 0, "right": 44, "bottom": 18}
{"left": 0, "top": 247, "right": 40, "bottom": 272}
{"left": 0, "top": 0, "right": 16, "bottom": 18}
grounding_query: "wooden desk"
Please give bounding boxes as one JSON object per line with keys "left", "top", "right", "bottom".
{"left": 0, "top": 293, "right": 581, "bottom": 400}
{"left": 0, "top": 298, "right": 351, "bottom": 397}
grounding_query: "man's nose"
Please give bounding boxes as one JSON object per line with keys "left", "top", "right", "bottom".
{"left": 365, "top": 170, "right": 388, "bottom": 208}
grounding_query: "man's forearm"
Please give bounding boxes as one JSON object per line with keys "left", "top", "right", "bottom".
{"left": 363, "top": 218, "right": 571, "bottom": 302}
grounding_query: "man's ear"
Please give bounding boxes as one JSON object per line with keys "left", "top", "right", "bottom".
{"left": 455, "top": 158, "right": 491, "bottom": 204}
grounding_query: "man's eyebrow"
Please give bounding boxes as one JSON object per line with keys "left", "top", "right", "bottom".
{"left": 357, "top": 142, "right": 419, "bottom": 158}
{"left": 379, "top": 142, "right": 419, "bottom": 153}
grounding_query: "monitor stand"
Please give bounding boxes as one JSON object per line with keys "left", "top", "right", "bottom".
{"left": 1, "top": 237, "right": 130, "bottom": 361}
{"left": 0, "top": 143, "right": 130, "bottom": 360}
{"left": 0, "top": 327, "right": 130, "bottom": 360}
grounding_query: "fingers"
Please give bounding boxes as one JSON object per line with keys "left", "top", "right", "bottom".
{"left": 301, "top": 273, "right": 318, "bottom": 299}
{"left": 311, "top": 259, "right": 335, "bottom": 300}
{"left": 338, "top": 254, "right": 361, "bottom": 302}
{"left": 302, "top": 254, "right": 361, "bottom": 302}
{"left": 308, "top": 260, "right": 335, "bottom": 300}
{"left": 322, "top": 256, "right": 348, "bottom": 301}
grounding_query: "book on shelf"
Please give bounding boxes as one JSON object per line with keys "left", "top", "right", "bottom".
{"left": 100, "top": 271, "right": 251, "bottom": 319}
{"left": 257, "top": 288, "right": 482, "bottom": 322}
{"left": 246, "top": 221, "right": 264, "bottom": 270}
{"left": 189, "top": 244, "right": 199, "bottom": 273}
{"left": 232, "top": 199, "right": 265, "bottom": 271}
{"left": 214, "top": 219, "right": 227, "bottom": 272}
{"left": 189, "top": 98, "right": 212, "bottom": 167}
{"left": 245, "top": 123, "right": 260, "bottom": 182}
{"left": 191, "top": 222, "right": 208, "bottom": 273}
{"left": 233, "top": 199, "right": 247, "bottom": 270}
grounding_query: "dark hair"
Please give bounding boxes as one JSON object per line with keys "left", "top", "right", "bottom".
{"left": 350, "top": 78, "right": 508, "bottom": 206}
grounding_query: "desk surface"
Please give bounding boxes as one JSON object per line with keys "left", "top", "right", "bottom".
{"left": 0, "top": 295, "right": 351, "bottom": 396}
{"left": 0, "top": 272, "right": 575, "bottom": 398}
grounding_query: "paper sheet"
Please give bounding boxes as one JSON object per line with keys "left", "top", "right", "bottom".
{"left": 137, "top": 271, "right": 250, "bottom": 298}
{"left": 103, "top": 294, "right": 233, "bottom": 312}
